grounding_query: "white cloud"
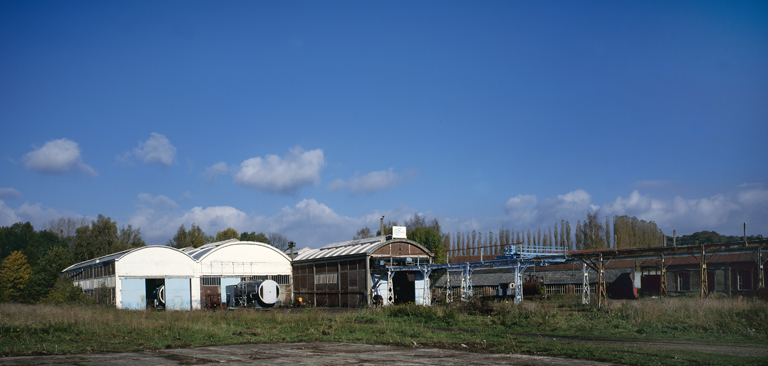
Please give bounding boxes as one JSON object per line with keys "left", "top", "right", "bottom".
{"left": 233, "top": 147, "right": 325, "bottom": 194}
{"left": 0, "top": 200, "right": 79, "bottom": 228}
{"left": 601, "top": 184, "right": 768, "bottom": 234}
{"left": 121, "top": 133, "right": 177, "bottom": 167}
{"left": 329, "top": 168, "right": 410, "bottom": 195}
{"left": 0, "top": 188, "right": 22, "bottom": 199}
{"left": 137, "top": 193, "right": 178, "bottom": 210}
{"left": 501, "top": 190, "right": 594, "bottom": 229}
{"left": 204, "top": 162, "right": 230, "bottom": 181}
{"left": 23, "top": 138, "right": 98, "bottom": 177}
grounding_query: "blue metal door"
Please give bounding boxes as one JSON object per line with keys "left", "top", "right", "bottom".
{"left": 165, "top": 278, "right": 191, "bottom": 310}
{"left": 121, "top": 278, "right": 145, "bottom": 310}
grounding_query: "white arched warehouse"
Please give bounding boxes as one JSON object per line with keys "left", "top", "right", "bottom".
{"left": 62, "top": 239, "right": 292, "bottom": 310}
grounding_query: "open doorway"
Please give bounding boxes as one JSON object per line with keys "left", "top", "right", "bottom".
{"left": 392, "top": 271, "right": 416, "bottom": 304}
{"left": 145, "top": 278, "right": 165, "bottom": 309}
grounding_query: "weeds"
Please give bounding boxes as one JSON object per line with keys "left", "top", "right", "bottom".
{"left": 1, "top": 297, "right": 767, "bottom": 366}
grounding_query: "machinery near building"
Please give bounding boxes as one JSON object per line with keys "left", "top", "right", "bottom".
{"left": 225, "top": 280, "right": 280, "bottom": 308}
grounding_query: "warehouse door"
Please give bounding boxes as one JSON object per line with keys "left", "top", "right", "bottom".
{"left": 165, "top": 278, "right": 192, "bottom": 310}
{"left": 121, "top": 278, "right": 146, "bottom": 310}
{"left": 392, "top": 271, "right": 416, "bottom": 305}
{"left": 221, "top": 277, "right": 241, "bottom": 303}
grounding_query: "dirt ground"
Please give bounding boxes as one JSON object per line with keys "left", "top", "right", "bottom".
{"left": 0, "top": 342, "right": 615, "bottom": 366}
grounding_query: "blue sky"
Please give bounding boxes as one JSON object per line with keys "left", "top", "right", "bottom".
{"left": 1, "top": 1, "right": 767, "bottom": 248}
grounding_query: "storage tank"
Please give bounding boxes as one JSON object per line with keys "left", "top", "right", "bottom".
{"left": 225, "top": 280, "right": 281, "bottom": 308}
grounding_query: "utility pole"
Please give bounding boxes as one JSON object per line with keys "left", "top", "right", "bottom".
{"left": 744, "top": 223, "right": 748, "bottom": 246}
{"left": 288, "top": 241, "right": 295, "bottom": 305}
{"left": 673, "top": 230, "right": 676, "bottom": 248}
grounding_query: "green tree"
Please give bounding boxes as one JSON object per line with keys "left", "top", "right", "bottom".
{"left": 23, "top": 246, "right": 75, "bottom": 303}
{"left": 168, "top": 224, "right": 189, "bottom": 248}
{"left": 0, "top": 251, "right": 31, "bottom": 302}
{"left": 216, "top": 227, "right": 239, "bottom": 241}
{"left": 74, "top": 215, "right": 145, "bottom": 261}
{"left": 45, "top": 276, "right": 86, "bottom": 304}
{"left": 169, "top": 223, "right": 210, "bottom": 248}
{"left": 240, "top": 231, "right": 270, "bottom": 243}
{"left": 410, "top": 226, "right": 445, "bottom": 264}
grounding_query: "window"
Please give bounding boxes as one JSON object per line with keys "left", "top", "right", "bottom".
{"left": 738, "top": 271, "right": 752, "bottom": 290}
{"left": 677, "top": 272, "right": 690, "bottom": 291}
{"left": 272, "top": 275, "right": 290, "bottom": 285}
{"left": 202, "top": 276, "right": 221, "bottom": 286}
{"left": 315, "top": 272, "right": 338, "bottom": 285}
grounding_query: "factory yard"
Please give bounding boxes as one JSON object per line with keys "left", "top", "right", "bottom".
{"left": 2, "top": 298, "right": 767, "bottom": 366}
{"left": 0, "top": 342, "right": 616, "bottom": 366}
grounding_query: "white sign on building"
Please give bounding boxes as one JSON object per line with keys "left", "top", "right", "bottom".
{"left": 392, "top": 226, "right": 407, "bottom": 239}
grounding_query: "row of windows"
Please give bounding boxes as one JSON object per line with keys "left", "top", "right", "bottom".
{"left": 676, "top": 270, "right": 752, "bottom": 291}
{"left": 201, "top": 274, "right": 291, "bottom": 286}
{"left": 69, "top": 263, "right": 116, "bottom": 281}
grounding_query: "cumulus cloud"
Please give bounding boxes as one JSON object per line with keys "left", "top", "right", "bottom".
{"left": 329, "top": 168, "right": 412, "bottom": 195}
{"left": 0, "top": 200, "right": 78, "bottom": 228}
{"left": 23, "top": 138, "right": 98, "bottom": 177}
{"left": 502, "top": 190, "right": 595, "bottom": 229}
{"left": 0, "top": 188, "right": 22, "bottom": 199}
{"left": 601, "top": 186, "right": 767, "bottom": 234}
{"left": 204, "top": 162, "right": 230, "bottom": 181}
{"left": 120, "top": 133, "right": 177, "bottom": 167}
{"left": 137, "top": 193, "right": 178, "bottom": 210}
{"left": 233, "top": 147, "right": 325, "bottom": 194}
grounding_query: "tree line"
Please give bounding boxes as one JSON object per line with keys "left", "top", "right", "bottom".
{"left": 0, "top": 216, "right": 293, "bottom": 304}
{"left": 355, "top": 211, "right": 692, "bottom": 263}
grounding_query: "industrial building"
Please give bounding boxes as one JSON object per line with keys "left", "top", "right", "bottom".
{"left": 292, "top": 234, "right": 433, "bottom": 307}
{"left": 62, "top": 239, "right": 292, "bottom": 310}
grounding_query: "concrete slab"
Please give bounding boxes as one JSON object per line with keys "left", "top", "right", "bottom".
{"left": 0, "top": 342, "right": 615, "bottom": 366}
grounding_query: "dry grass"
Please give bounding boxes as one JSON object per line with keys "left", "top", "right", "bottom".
{"left": 1, "top": 298, "right": 767, "bottom": 365}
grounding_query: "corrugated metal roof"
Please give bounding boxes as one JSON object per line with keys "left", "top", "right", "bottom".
{"left": 61, "top": 248, "right": 136, "bottom": 273}
{"left": 293, "top": 236, "right": 432, "bottom": 262}
{"left": 61, "top": 240, "right": 285, "bottom": 273}
{"left": 640, "top": 252, "right": 759, "bottom": 267}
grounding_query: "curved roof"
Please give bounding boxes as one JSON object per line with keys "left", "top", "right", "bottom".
{"left": 62, "top": 240, "right": 290, "bottom": 273}
{"left": 293, "top": 236, "right": 432, "bottom": 262}
{"left": 62, "top": 245, "right": 193, "bottom": 273}
{"left": 186, "top": 239, "right": 291, "bottom": 262}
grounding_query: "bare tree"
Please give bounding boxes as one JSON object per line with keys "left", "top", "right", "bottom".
{"left": 268, "top": 232, "right": 292, "bottom": 251}
{"left": 353, "top": 227, "right": 373, "bottom": 240}
{"left": 43, "top": 217, "right": 88, "bottom": 243}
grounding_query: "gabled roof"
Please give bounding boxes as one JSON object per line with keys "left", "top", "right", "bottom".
{"left": 293, "top": 236, "right": 431, "bottom": 262}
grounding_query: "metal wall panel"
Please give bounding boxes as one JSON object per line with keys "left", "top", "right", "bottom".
{"left": 165, "top": 278, "right": 191, "bottom": 310}
{"left": 121, "top": 278, "right": 145, "bottom": 310}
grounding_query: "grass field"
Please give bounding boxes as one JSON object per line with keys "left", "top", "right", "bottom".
{"left": 1, "top": 297, "right": 767, "bottom": 365}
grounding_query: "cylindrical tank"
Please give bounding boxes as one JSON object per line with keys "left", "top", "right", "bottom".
{"left": 235, "top": 280, "right": 280, "bottom": 308}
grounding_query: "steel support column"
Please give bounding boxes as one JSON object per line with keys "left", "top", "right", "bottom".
{"left": 597, "top": 253, "right": 607, "bottom": 308}
{"left": 661, "top": 253, "right": 668, "bottom": 297}
{"left": 386, "top": 269, "right": 394, "bottom": 306}
{"left": 420, "top": 266, "right": 432, "bottom": 306}
{"left": 759, "top": 247, "right": 765, "bottom": 291}
{"left": 582, "top": 262, "right": 590, "bottom": 305}
{"left": 514, "top": 262, "right": 523, "bottom": 305}
{"left": 700, "top": 246, "right": 708, "bottom": 298}
{"left": 445, "top": 270, "right": 453, "bottom": 303}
